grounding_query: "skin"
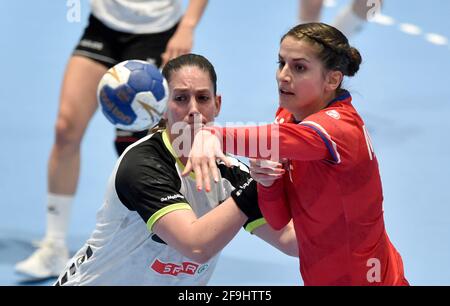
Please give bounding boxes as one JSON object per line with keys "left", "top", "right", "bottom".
{"left": 153, "top": 66, "right": 298, "bottom": 262}
{"left": 183, "top": 36, "right": 343, "bottom": 190}
{"left": 277, "top": 36, "right": 342, "bottom": 122}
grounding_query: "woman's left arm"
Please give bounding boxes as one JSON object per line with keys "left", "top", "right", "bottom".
{"left": 252, "top": 220, "right": 298, "bottom": 257}
{"left": 161, "top": 0, "right": 209, "bottom": 65}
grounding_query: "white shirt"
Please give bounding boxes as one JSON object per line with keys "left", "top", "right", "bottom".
{"left": 56, "top": 131, "right": 264, "bottom": 286}
{"left": 90, "top": 0, "right": 183, "bottom": 34}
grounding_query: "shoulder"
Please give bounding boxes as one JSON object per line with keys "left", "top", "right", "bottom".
{"left": 116, "top": 132, "right": 179, "bottom": 189}
{"left": 275, "top": 107, "right": 295, "bottom": 124}
{"left": 303, "top": 101, "right": 361, "bottom": 136}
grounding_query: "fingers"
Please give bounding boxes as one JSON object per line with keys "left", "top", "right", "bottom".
{"left": 161, "top": 47, "right": 190, "bottom": 66}
{"left": 193, "top": 162, "right": 203, "bottom": 191}
{"left": 209, "top": 157, "right": 219, "bottom": 184}
{"left": 161, "top": 52, "right": 170, "bottom": 67}
{"left": 249, "top": 158, "right": 285, "bottom": 188}
{"left": 182, "top": 159, "right": 193, "bottom": 177}
{"left": 251, "top": 167, "right": 285, "bottom": 175}
{"left": 250, "top": 159, "right": 283, "bottom": 169}
{"left": 249, "top": 158, "right": 285, "bottom": 175}
{"left": 201, "top": 159, "right": 211, "bottom": 192}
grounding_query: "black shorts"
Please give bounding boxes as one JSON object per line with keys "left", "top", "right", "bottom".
{"left": 73, "top": 14, "right": 178, "bottom": 68}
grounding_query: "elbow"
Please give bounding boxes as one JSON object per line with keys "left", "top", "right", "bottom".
{"left": 278, "top": 242, "right": 299, "bottom": 258}
{"left": 185, "top": 248, "right": 215, "bottom": 264}
{"left": 282, "top": 245, "right": 299, "bottom": 257}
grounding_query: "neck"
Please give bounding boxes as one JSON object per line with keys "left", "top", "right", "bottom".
{"left": 292, "top": 91, "right": 337, "bottom": 122}
{"left": 167, "top": 129, "right": 192, "bottom": 166}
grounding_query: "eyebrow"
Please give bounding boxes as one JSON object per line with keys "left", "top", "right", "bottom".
{"left": 278, "top": 54, "right": 311, "bottom": 63}
{"left": 172, "top": 87, "right": 212, "bottom": 93}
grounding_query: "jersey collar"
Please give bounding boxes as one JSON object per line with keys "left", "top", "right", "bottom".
{"left": 326, "top": 90, "right": 352, "bottom": 107}
{"left": 162, "top": 129, "right": 196, "bottom": 180}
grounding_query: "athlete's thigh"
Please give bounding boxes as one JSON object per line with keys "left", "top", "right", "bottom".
{"left": 57, "top": 56, "right": 108, "bottom": 137}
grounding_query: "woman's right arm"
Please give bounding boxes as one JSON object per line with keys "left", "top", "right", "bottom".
{"left": 151, "top": 197, "right": 247, "bottom": 263}
{"left": 116, "top": 146, "right": 261, "bottom": 264}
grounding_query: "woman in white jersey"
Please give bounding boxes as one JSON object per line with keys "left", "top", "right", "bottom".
{"left": 54, "top": 54, "right": 298, "bottom": 286}
{"left": 16, "top": 0, "right": 209, "bottom": 279}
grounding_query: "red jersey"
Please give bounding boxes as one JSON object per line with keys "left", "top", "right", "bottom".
{"left": 215, "top": 91, "right": 408, "bottom": 286}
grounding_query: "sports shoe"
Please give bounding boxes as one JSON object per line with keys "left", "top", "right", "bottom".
{"left": 15, "top": 240, "right": 69, "bottom": 278}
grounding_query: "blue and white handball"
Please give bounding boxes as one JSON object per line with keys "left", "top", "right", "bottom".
{"left": 97, "top": 60, "right": 168, "bottom": 131}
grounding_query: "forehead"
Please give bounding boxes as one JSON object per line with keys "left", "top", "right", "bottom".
{"left": 169, "top": 66, "right": 213, "bottom": 89}
{"left": 279, "top": 36, "right": 319, "bottom": 60}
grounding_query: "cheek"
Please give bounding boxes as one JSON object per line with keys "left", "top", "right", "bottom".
{"left": 293, "top": 77, "right": 321, "bottom": 95}
{"left": 199, "top": 105, "right": 217, "bottom": 121}
{"left": 167, "top": 103, "right": 185, "bottom": 123}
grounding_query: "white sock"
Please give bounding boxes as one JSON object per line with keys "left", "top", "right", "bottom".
{"left": 45, "top": 193, "right": 73, "bottom": 247}
{"left": 332, "top": 4, "right": 365, "bottom": 39}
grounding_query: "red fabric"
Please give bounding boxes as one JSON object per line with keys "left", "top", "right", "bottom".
{"left": 211, "top": 93, "right": 408, "bottom": 285}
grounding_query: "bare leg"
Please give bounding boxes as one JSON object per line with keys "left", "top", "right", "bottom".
{"left": 49, "top": 56, "right": 107, "bottom": 195}
{"left": 299, "top": 0, "right": 324, "bottom": 23}
{"left": 15, "top": 56, "right": 108, "bottom": 278}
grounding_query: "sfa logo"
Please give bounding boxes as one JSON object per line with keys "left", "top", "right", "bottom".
{"left": 151, "top": 259, "right": 208, "bottom": 276}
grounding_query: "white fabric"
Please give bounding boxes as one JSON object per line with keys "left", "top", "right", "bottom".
{"left": 332, "top": 4, "right": 365, "bottom": 38}
{"left": 57, "top": 134, "right": 241, "bottom": 286}
{"left": 45, "top": 193, "right": 73, "bottom": 245}
{"left": 90, "top": 0, "right": 183, "bottom": 34}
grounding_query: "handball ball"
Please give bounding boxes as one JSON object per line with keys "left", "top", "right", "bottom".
{"left": 97, "top": 60, "right": 168, "bottom": 131}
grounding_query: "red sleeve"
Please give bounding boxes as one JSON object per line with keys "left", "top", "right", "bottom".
{"left": 257, "top": 179, "right": 291, "bottom": 230}
{"left": 206, "top": 122, "right": 337, "bottom": 162}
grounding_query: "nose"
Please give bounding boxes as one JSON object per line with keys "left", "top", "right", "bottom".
{"left": 187, "top": 97, "right": 202, "bottom": 122}
{"left": 277, "top": 65, "right": 291, "bottom": 83}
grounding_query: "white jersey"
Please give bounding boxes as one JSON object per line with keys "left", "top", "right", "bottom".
{"left": 90, "top": 0, "right": 183, "bottom": 34}
{"left": 56, "top": 130, "right": 265, "bottom": 286}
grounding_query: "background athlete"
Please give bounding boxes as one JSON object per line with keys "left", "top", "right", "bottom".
{"left": 16, "top": 0, "right": 209, "bottom": 279}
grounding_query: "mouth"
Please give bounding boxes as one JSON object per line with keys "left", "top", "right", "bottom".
{"left": 186, "top": 121, "right": 206, "bottom": 129}
{"left": 279, "top": 87, "right": 295, "bottom": 96}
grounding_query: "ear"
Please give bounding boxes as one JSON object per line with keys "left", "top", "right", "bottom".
{"left": 214, "top": 95, "right": 222, "bottom": 117}
{"left": 325, "top": 70, "right": 343, "bottom": 92}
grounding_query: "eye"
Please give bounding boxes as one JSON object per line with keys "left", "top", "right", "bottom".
{"left": 197, "top": 95, "right": 210, "bottom": 103}
{"left": 277, "top": 60, "right": 285, "bottom": 69}
{"left": 174, "top": 95, "right": 187, "bottom": 102}
{"left": 295, "top": 64, "right": 306, "bottom": 72}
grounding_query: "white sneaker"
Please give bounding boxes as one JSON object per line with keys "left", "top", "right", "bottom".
{"left": 15, "top": 241, "right": 69, "bottom": 278}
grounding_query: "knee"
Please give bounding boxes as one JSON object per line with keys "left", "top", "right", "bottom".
{"left": 54, "top": 116, "right": 82, "bottom": 149}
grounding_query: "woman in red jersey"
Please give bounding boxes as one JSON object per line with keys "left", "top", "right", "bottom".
{"left": 183, "top": 23, "right": 408, "bottom": 286}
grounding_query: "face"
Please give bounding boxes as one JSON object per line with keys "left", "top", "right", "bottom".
{"left": 277, "top": 36, "right": 338, "bottom": 120}
{"left": 165, "top": 65, "right": 221, "bottom": 141}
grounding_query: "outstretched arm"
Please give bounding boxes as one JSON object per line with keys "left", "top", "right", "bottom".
{"left": 183, "top": 123, "right": 332, "bottom": 192}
